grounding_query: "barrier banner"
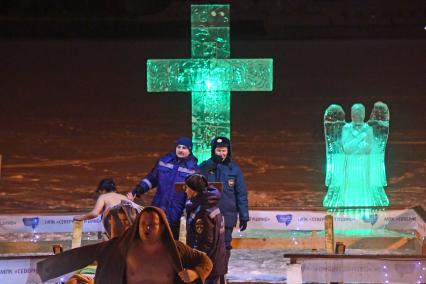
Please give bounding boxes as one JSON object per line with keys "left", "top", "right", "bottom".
{"left": 0, "top": 214, "right": 103, "bottom": 234}
{"left": 246, "top": 209, "right": 418, "bottom": 231}
{"left": 0, "top": 209, "right": 421, "bottom": 235}
{"left": 0, "top": 257, "right": 73, "bottom": 284}
{"left": 301, "top": 258, "right": 426, "bottom": 283}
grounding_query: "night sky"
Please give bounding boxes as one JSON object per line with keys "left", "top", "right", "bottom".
{"left": 0, "top": 37, "right": 425, "bottom": 212}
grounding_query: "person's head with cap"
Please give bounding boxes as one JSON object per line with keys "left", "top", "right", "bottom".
{"left": 96, "top": 178, "right": 117, "bottom": 194}
{"left": 211, "top": 136, "right": 232, "bottom": 164}
{"left": 175, "top": 136, "right": 192, "bottom": 159}
{"left": 184, "top": 174, "right": 208, "bottom": 199}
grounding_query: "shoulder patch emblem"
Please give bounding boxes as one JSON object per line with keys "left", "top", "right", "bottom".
{"left": 195, "top": 219, "right": 204, "bottom": 235}
{"left": 228, "top": 178, "right": 235, "bottom": 187}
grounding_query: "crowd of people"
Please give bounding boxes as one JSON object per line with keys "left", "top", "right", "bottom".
{"left": 37, "top": 136, "right": 249, "bottom": 284}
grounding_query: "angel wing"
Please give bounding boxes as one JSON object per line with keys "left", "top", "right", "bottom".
{"left": 323, "top": 104, "right": 345, "bottom": 186}
{"left": 368, "top": 101, "right": 390, "bottom": 186}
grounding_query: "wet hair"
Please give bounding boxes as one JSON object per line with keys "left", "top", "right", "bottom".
{"left": 185, "top": 174, "right": 208, "bottom": 193}
{"left": 96, "top": 178, "right": 116, "bottom": 193}
{"left": 140, "top": 207, "right": 163, "bottom": 226}
{"left": 141, "top": 207, "right": 158, "bottom": 215}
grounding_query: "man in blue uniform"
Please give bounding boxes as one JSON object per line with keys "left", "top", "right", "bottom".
{"left": 199, "top": 137, "right": 249, "bottom": 274}
{"left": 128, "top": 137, "right": 198, "bottom": 240}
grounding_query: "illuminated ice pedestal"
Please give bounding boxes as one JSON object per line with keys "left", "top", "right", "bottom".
{"left": 147, "top": 4, "right": 273, "bottom": 161}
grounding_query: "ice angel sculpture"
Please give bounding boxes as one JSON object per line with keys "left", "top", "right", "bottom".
{"left": 323, "top": 102, "right": 390, "bottom": 208}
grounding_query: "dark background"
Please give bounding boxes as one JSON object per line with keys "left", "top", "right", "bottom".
{"left": 0, "top": 0, "right": 425, "bottom": 213}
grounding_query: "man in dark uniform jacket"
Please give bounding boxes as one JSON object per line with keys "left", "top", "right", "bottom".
{"left": 185, "top": 174, "right": 226, "bottom": 284}
{"left": 199, "top": 137, "right": 249, "bottom": 276}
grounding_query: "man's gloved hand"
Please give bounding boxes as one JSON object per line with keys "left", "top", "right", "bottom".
{"left": 239, "top": 220, "right": 248, "bottom": 231}
{"left": 131, "top": 184, "right": 145, "bottom": 197}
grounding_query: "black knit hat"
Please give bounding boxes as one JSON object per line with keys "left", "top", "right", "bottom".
{"left": 176, "top": 136, "right": 193, "bottom": 151}
{"left": 184, "top": 174, "right": 208, "bottom": 193}
{"left": 96, "top": 178, "right": 116, "bottom": 193}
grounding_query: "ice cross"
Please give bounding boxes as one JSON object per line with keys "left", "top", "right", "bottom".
{"left": 147, "top": 4, "right": 273, "bottom": 161}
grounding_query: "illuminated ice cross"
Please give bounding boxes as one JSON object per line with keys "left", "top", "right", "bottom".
{"left": 147, "top": 4, "right": 273, "bottom": 161}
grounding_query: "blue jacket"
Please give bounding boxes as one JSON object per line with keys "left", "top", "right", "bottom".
{"left": 199, "top": 159, "right": 249, "bottom": 228}
{"left": 134, "top": 152, "right": 198, "bottom": 223}
{"left": 186, "top": 186, "right": 227, "bottom": 276}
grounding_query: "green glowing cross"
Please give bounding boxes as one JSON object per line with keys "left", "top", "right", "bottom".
{"left": 147, "top": 4, "right": 273, "bottom": 161}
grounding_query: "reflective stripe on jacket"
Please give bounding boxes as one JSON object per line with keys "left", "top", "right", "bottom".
{"left": 137, "top": 152, "right": 199, "bottom": 223}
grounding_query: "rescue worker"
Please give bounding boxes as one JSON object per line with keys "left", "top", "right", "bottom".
{"left": 128, "top": 137, "right": 198, "bottom": 239}
{"left": 185, "top": 174, "right": 226, "bottom": 284}
{"left": 199, "top": 137, "right": 249, "bottom": 277}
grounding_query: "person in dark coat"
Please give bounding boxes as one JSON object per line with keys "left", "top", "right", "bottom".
{"left": 37, "top": 206, "right": 213, "bottom": 284}
{"left": 184, "top": 174, "right": 227, "bottom": 284}
{"left": 127, "top": 137, "right": 199, "bottom": 240}
{"left": 199, "top": 137, "right": 249, "bottom": 275}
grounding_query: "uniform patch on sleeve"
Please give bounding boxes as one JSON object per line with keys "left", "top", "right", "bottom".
{"left": 228, "top": 177, "right": 235, "bottom": 187}
{"left": 195, "top": 219, "right": 204, "bottom": 235}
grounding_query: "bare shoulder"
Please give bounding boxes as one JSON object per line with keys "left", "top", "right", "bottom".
{"left": 104, "top": 192, "right": 127, "bottom": 204}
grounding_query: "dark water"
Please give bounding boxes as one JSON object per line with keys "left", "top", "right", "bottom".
{"left": 0, "top": 38, "right": 425, "bottom": 213}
